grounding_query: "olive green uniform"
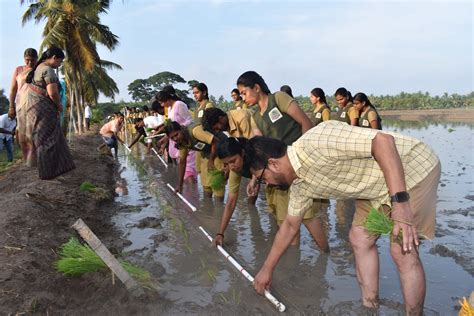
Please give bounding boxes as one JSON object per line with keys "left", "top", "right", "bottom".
{"left": 251, "top": 92, "right": 316, "bottom": 224}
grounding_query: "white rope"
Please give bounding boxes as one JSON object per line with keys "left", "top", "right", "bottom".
{"left": 166, "top": 183, "right": 197, "bottom": 212}
{"left": 151, "top": 148, "right": 168, "bottom": 168}
{"left": 198, "top": 226, "right": 286, "bottom": 312}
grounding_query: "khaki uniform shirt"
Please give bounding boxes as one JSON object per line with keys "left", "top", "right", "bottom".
{"left": 194, "top": 100, "right": 214, "bottom": 120}
{"left": 286, "top": 121, "right": 439, "bottom": 216}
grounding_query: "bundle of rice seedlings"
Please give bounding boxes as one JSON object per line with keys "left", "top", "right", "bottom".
{"left": 80, "top": 181, "right": 97, "bottom": 192}
{"left": 55, "top": 238, "right": 154, "bottom": 289}
{"left": 79, "top": 181, "right": 111, "bottom": 201}
{"left": 55, "top": 238, "right": 105, "bottom": 276}
{"left": 208, "top": 170, "right": 225, "bottom": 191}
{"left": 364, "top": 208, "right": 403, "bottom": 243}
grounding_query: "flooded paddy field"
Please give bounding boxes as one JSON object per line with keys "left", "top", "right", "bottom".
{"left": 113, "top": 121, "right": 473, "bottom": 315}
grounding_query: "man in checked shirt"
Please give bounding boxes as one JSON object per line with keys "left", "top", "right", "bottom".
{"left": 246, "top": 120, "right": 440, "bottom": 315}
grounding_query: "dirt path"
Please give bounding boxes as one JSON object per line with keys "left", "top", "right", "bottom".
{"left": 0, "top": 130, "right": 162, "bottom": 315}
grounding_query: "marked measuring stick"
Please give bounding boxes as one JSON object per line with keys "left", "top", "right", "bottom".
{"left": 151, "top": 148, "right": 168, "bottom": 168}
{"left": 145, "top": 133, "right": 165, "bottom": 139}
{"left": 198, "top": 226, "right": 286, "bottom": 312}
{"left": 166, "top": 183, "right": 197, "bottom": 212}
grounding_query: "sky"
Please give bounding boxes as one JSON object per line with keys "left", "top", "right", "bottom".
{"left": 0, "top": 0, "right": 472, "bottom": 103}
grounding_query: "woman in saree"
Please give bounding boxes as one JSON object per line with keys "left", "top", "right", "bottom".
{"left": 18, "top": 47, "right": 75, "bottom": 179}
{"left": 9, "top": 48, "right": 38, "bottom": 159}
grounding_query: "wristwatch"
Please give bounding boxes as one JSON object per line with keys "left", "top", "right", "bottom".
{"left": 390, "top": 191, "right": 410, "bottom": 203}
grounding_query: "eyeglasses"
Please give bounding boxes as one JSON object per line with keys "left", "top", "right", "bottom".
{"left": 257, "top": 162, "right": 268, "bottom": 185}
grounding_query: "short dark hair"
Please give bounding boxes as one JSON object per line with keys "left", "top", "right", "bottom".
{"left": 247, "top": 136, "right": 287, "bottom": 170}
{"left": 156, "top": 90, "right": 178, "bottom": 102}
{"left": 335, "top": 87, "right": 353, "bottom": 102}
{"left": 310, "top": 87, "right": 327, "bottom": 104}
{"left": 24, "top": 48, "right": 38, "bottom": 58}
{"left": 280, "top": 85, "right": 293, "bottom": 98}
{"left": 236, "top": 71, "right": 271, "bottom": 94}
{"left": 193, "top": 82, "right": 209, "bottom": 100}
{"left": 217, "top": 137, "right": 248, "bottom": 159}
{"left": 164, "top": 121, "right": 182, "bottom": 135}
{"left": 133, "top": 117, "right": 143, "bottom": 124}
{"left": 202, "top": 108, "right": 226, "bottom": 132}
{"left": 231, "top": 88, "right": 240, "bottom": 95}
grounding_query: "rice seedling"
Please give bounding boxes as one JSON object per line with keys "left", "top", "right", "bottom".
{"left": 219, "top": 293, "right": 228, "bottom": 303}
{"left": 79, "top": 182, "right": 111, "bottom": 201}
{"left": 208, "top": 170, "right": 225, "bottom": 191}
{"left": 363, "top": 208, "right": 403, "bottom": 243}
{"left": 55, "top": 238, "right": 154, "bottom": 289}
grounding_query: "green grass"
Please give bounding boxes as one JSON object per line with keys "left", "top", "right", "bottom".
{"left": 0, "top": 145, "right": 22, "bottom": 172}
{"left": 55, "top": 238, "right": 153, "bottom": 289}
{"left": 80, "top": 181, "right": 97, "bottom": 192}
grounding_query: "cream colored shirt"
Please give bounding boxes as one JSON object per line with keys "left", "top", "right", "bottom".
{"left": 287, "top": 121, "right": 439, "bottom": 216}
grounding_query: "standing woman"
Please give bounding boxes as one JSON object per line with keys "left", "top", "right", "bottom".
{"left": 334, "top": 87, "right": 358, "bottom": 126}
{"left": 237, "top": 71, "right": 328, "bottom": 251}
{"left": 353, "top": 92, "right": 382, "bottom": 130}
{"left": 156, "top": 90, "right": 197, "bottom": 183}
{"left": 231, "top": 88, "right": 247, "bottom": 110}
{"left": 192, "top": 83, "right": 214, "bottom": 120}
{"left": 9, "top": 48, "right": 38, "bottom": 116}
{"left": 309, "top": 88, "right": 331, "bottom": 126}
{"left": 18, "top": 47, "right": 75, "bottom": 179}
{"left": 9, "top": 48, "right": 38, "bottom": 160}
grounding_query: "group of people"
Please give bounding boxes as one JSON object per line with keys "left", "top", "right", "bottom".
{"left": 98, "top": 70, "right": 439, "bottom": 314}
{"left": 2, "top": 47, "right": 75, "bottom": 179}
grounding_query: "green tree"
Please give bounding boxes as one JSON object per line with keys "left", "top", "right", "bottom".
{"left": 21, "top": 0, "right": 121, "bottom": 134}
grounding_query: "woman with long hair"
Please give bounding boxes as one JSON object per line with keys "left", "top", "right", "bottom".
{"left": 334, "top": 87, "right": 358, "bottom": 126}
{"left": 17, "top": 47, "right": 75, "bottom": 179}
{"left": 235, "top": 70, "right": 328, "bottom": 251}
{"left": 353, "top": 92, "right": 382, "bottom": 130}
{"left": 309, "top": 87, "right": 331, "bottom": 126}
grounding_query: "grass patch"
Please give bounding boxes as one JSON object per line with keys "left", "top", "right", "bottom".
{"left": 55, "top": 238, "right": 154, "bottom": 289}
{"left": 79, "top": 181, "right": 111, "bottom": 201}
{"left": 0, "top": 145, "right": 22, "bottom": 172}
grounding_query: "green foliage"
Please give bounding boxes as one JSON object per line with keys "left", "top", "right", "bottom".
{"left": 80, "top": 181, "right": 97, "bottom": 192}
{"left": 127, "top": 71, "right": 195, "bottom": 107}
{"left": 294, "top": 91, "right": 473, "bottom": 111}
{"left": 0, "top": 89, "right": 8, "bottom": 114}
{"left": 209, "top": 170, "right": 225, "bottom": 191}
{"left": 55, "top": 238, "right": 153, "bottom": 288}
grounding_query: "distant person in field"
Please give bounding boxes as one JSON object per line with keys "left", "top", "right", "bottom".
{"left": 279, "top": 85, "right": 294, "bottom": 98}
{"left": 231, "top": 88, "right": 247, "bottom": 110}
{"left": 353, "top": 92, "right": 382, "bottom": 130}
{"left": 334, "top": 87, "right": 358, "bottom": 125}
{"left": 99, "top": 113, "right": 125, "bottom": 158}
{"left": 0, "top": 107, "right": 17, "bottom": 162}
{"left": 309, "top": 87, "right": 331, "bottom": 126}
{"left": 84, "top": 104, "right": 92, "bottom": 131}
{"left": 18, "top": 47, "right": 75, "bottom": 179}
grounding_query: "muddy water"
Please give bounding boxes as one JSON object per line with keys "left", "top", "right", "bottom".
{"left": 112, "top": 121, "right": 473, "bottom": 315}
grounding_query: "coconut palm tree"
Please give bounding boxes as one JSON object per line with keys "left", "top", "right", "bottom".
{"left": 21, "top": 0, "right": 120, "bottom": 133}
